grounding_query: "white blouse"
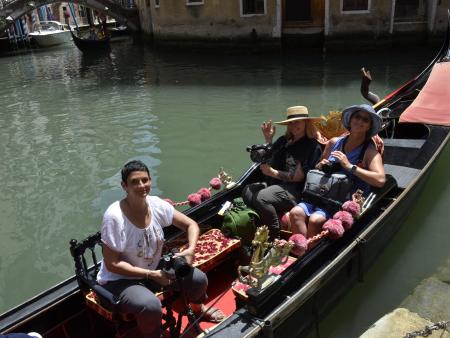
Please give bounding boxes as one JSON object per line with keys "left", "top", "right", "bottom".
{"left": 97, "top": 196, "right": 174, "bottom": 284}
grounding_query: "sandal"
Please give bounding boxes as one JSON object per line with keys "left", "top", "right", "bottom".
{"left": 195, "top": 305, "right": 226, "bottom": 323}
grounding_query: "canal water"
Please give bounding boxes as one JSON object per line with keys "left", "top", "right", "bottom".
{"left": 0, "top": 41, "right": 449, "bottom": 337}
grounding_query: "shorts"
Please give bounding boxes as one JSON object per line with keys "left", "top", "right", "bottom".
{"left": 298, "top": 202, "right": 330, "bottom": 219}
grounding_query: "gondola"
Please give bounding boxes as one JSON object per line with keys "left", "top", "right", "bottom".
{"left": 1, "top": 12, "right": 450, "bottom": 338}
{"left": 69, "top": 27, "right": 110, "bottom": 53}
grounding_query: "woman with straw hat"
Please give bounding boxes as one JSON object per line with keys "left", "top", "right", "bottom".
{"left": 242, "top": 106, "right": 322, "bottom": 240}
{"left": 289, "top": 103, "right": 386, "bottom": 239}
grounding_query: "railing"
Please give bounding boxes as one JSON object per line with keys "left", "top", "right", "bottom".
{"left": 1, "top": 0, "right": 135, "bottom": 9}
{"left": 1, "top": 0, "right": 139, "bottom": 33}
{"left": 1, "top": 0, "right": 21, "bottom": 8}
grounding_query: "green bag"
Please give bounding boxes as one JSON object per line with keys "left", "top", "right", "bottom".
{"left": 221, "top": 198, "right": 259, "bottom": 245}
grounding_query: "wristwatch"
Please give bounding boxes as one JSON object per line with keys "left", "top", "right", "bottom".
{"left": 350, "top": 165, "right": 357, "bottom": 174}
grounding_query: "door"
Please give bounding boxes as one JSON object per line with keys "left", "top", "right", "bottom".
{"left": 283, "top": 0, "right": 324, "bottom": 28}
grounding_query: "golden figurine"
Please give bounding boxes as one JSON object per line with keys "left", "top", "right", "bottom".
{"left": 238, "top": 226, "right": 294, "bottom": 290}
{"left": 218, "top": 167, "right": 236, "bottom": 189}
{"left": 352, "top": 189, "right": 365, "bottom": 213}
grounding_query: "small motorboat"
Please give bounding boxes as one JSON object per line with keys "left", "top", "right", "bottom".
{"left": 29, "top": 21, "right": 71, "bottom": 47}
{"left": 110, "top": 24, "right": 130, "bottom": 38}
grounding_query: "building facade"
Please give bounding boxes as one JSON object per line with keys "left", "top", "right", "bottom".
{"left": 136, "top": 0, "right": 450, "bottom": 48}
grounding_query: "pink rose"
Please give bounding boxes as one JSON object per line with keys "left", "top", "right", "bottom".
{"left": 333, "top": 211, "right": 354, "bottom": 230}
{"left": 187, "top": 193, "right": 202, "bottom": 207}
{"left": 209, "top": 177, "right": 222, "bottom": 190}
{"left": 323, "top": 219, "right": 345, "bottom": 240}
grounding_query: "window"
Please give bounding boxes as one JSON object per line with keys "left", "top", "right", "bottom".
{"left": 241, "top": 0, "right": 265, "bottom": 16}
{"left": 395, "top": 0, "right": 426, "bottom": 20}
{"left": 186, "top": 0, "right": 204, "bottom": 6}
{"left": 341, "top": 0, "right": 370, "bottom": 13}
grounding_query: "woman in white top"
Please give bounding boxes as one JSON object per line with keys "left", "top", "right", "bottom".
{"left": 98, "top": 160, "right": 224, "bottom": 337}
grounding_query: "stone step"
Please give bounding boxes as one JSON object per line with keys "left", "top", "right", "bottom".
{"left": 400, "top": 277, "right": 450, "bottom": 323}
{"left": 360, "top": 258, "right": 450, "bottom": 338}
{"left": 359, "top": 308, "right": 449, "bottom": 338}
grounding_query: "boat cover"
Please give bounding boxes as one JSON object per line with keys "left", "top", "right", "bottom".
{"left": 400, "top": 62, "right": 450, "bottom": 126}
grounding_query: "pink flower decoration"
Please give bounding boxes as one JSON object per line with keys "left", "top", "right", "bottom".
{"left": 187, "top": 193, "right": 202, "bottom": 207}
{"left": 163, "top": 198, "right": 174, "bottom": 205}
{"left": 209, "top": 177, "right": 222, "bottom": 190}
{"left": 342, "top": 200, "right": 361, "bottom": 217}
{"left": 323, "top": 219, "right": 345, "bottom": 240}
{"left": 333, "top": 211, "right": 354, "bottom": 230}
{"left": 270, "top": 266, "right": 285, "bottom": 275}
{"left": 233, "top": 281, "right": 251, "bottom": 292}
{"left": 197, "top": 187, "right": 211, "bottom": 201}
{"left": 280, "top": 212, "right": 290, "bottom": 229}
{"left": 289, "top": 234, "right": 308, "bottom": 257}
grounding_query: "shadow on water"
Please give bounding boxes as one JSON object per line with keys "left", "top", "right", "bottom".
{"left": 132, "top": 44, "right": 436, "bottom": 88}
{"left": 79, "top": 51, "right": 113, "bottom": 74}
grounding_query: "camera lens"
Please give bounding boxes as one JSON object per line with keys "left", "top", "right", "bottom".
{"left": 322, "top": 162, "right": 341, "bottom": 175}
{"left": 322, "top": 162, "right": 332, "bottom": 174}
{"left": 173, "top": 257, "right": 192, "bottom": 278}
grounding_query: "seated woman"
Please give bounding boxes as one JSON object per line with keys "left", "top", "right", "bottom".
{"left": 289, "top": 104, "right": 386, "bottom": 238}
{"left": 97, "top": 160, "right": 224, "bottom": 338}
{"left": 242, "top": 106, "right": 322, "bottom": 240}
{"left": 88, "top": 25, "right": 98, "bottom": 40}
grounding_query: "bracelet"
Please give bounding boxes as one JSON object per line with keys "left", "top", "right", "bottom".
{"left": 145, "top": 270, "right": 150, "bottom": 280}
{"left": 350, "top": 165, "right": 357, "bottom": 174}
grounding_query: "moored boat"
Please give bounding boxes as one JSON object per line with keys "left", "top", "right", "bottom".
{"left": 1, "top": 12, "right": 450, "bottom": 338}
{"left": 29, "top": 21, "right": 71, "bottom": 48}
{"left": 110, "top": 25, "right": 130, "bottom": 40}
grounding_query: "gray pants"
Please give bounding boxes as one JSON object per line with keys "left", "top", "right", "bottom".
{"left": 242, "top": 182, "right": 297, "bottom": 239}
{"left": 103, "top": 267, "right": 207, "bottom": 337}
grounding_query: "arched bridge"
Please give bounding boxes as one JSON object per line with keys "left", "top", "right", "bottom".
{"left": 0, "top": 0, "right": 139, "bottom": 33}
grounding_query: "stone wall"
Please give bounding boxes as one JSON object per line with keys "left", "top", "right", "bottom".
{"left": 137, "top": 0, "right": 152, "bottom": 36}
{"left": 327, "top": 0, "right": 392, "bottom": 39}
{"left": 148, "top": 0, "right": 278, "bottom": 41}
{"left": 433, "top": 0, "right": 450, "bottom": 34}
{"left": 134, "top": 0, "right": 450, "bottom": 49}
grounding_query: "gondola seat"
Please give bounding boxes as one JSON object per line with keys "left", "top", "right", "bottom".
{"left": 69, "top": 233, "right": 191, "bottom": 338}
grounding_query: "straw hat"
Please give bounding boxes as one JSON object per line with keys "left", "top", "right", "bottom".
{"left": 342, "top": 104, "right": 382, "bottom": 137}
{"left": 274, "top": 106, "right": 321, "bottom": 125}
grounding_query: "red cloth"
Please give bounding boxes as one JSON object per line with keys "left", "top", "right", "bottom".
{"left": 400, "top": 62, "right": 450, "bottom": 126}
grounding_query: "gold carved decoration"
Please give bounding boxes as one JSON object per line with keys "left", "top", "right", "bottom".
{"left": 238, "top": 226, "right": 293, "bottom": 290}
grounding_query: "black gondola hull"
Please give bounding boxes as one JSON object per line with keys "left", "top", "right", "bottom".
{"left": 70, "top": 29, "right": 110, "bottom": 53}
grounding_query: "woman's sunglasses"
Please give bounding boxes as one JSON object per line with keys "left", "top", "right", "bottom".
{"left": 352, "top": 113, "right": 371, "bottom": 124}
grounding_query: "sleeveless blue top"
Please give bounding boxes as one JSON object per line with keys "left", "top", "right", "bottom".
{"left": 328, "top": 136, "right": 371, "bottom": 195}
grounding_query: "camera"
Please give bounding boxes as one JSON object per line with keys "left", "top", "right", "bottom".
{"left": 322, "top": 161, "right": 342, "bottom": 175}
{"left": 246, "top": 144, "right": 273, "bottom": 163}
{"left": 161, "top": 249, "right": 192, "bottom": 279}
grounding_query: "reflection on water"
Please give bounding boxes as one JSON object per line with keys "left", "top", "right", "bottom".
{"left": 0, "top": 42, "right": 448, "bottom": 338}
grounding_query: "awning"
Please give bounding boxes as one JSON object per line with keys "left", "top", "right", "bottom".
{"left": 400, "top": 62, "right": 450, "bottom": 126}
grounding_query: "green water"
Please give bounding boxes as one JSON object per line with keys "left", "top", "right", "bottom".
{"left": 0, "top": 41, "right": 448, "bottom": 337}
